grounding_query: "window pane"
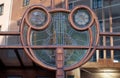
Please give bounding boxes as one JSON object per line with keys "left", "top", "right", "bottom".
{"left": 0, "top": 4, "right": 4, "bottom": 15}
{"left": 23, "top": 0, "right": 30, "bottom": 6}
{"left": 114, "top": 50, "right": 120, "bottom": 63}
{"left": 99, "top": 50, "right": 104, "bottom": 59}
{"left": 0, "top": 25, "right": 1, "bottom": 31}
{"left": 90, "top": 52, "right": 96, "bottom": 62}
{"left": 30, "top": 12, "right": 90, "bottom": 46}
{"left": 64, "top": 49, "right": 87, "bottom": 67}
{"left": 106, "top": 50, "right": 111, "bottom": 58}
{"left": 92, "top": 0, "right": 102, "bottom": 9}
{"left": 69, "top": 3, "right": 73, "bottom": 9}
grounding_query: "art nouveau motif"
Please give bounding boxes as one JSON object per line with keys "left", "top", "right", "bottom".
{"left": 20, "top": 3, "right": 100, "bottom": 78}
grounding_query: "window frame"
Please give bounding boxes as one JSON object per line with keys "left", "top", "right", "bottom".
{"left": 23, "top": 0, "right": 30, "bottom": 6}
{"left": 0, "top": 25, "right": 1, "bottom": 31}
{"left": 0, "top": 4, "right": 4, "bottom": 15}
{"left": 92, "top": 0, "right": 102, "bottom": 9}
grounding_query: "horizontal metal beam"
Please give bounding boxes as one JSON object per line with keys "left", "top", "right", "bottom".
{"left": 0, "top": 45, "right": 120, "bottom": 50}
{"left": 100, "top": 32, "right": 120, "bottom": 36}
{"left": 0, "top": 32, "right": 20, "bottom": 35}
{"left": 96, "top": 46, "right": 120, "bottom": 50}
{"left": 0, "top": 32, "right": 120, "bottom": 36}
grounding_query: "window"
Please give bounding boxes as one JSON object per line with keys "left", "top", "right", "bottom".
{"left": 99, "top": 50, "right": 104, "bottom": 59}
{"left": 106, "top": 50, "right": 111, "bottom": 58}
{"left": 92, "top": 0, "right": 102, "bottom": 9}
{"left": 99, "top": 21, "right": 103, "bottom": 32}
{"left": 114, "top": 50, "right": 120, "bottom": 63}
{"left": 0, "top": 4, "right": 4, "bottom": 15}
{"left": 69, "top": 3, "right": 74, "bottom": 9}
{"left": 0, "top": 25, "right": 1, "bottom": 31}
{"left": 90, "top": 52, "right": 97, "bottom": 62}
{"left": 23, "top": 0, "right": 30, "bottom": 6}
{"left": 17, "top": 19, "right": 21, "bottom": 26}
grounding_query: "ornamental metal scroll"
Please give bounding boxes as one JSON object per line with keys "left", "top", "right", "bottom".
{"left": 20, "top": 1, "right": 100, "bottom": 78}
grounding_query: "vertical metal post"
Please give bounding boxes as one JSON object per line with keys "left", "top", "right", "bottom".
{"left": 109, "top": 0, "right": 114, "bottom": 60}
{"left": 56, "top": 47, "right": 64, "bottom": 78}
{"left": 101, "top": 2, "right": 106, "bottom": 59}
{"left": 65, "top": 0, "right": 68, "bottom": 9}
{"left": 51, "top": 0, "right": 55, "bottom": 9}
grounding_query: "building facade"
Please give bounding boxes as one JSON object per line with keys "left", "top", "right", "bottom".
{"left": 0, "top": 0, "right": 120, "bottom": 78}
{"left": 0, "top": 0, "right": 12, "bottom": 45}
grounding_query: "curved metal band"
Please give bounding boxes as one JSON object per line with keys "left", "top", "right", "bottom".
{"left": 81, "top": 13, "right": 100, "bottom": 65}
{"left": 27, "top": 27, "right": 56, "bottom": 70}
{"left": 64, "top": 27, "right": 93, "bottom": 70}
{"left": 25, "top": 5, "right": 51, "bottom": 30}
{"left": 49, "top": 8, "right": 70, "bottom": 13}
{"left": 64, "top": 9, "right": 100, "bottom": 70}
{"left": 69, "top": 5, "right": 94, "bottom": 31}
{"left": 71, "top": 13, "right": 100, "bottom": 71}
{"left": 20, "top": 4, "right": 100, "bottom": 71}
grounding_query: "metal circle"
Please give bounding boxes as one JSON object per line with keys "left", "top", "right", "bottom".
{"left": 29, "top": 9, "right": 46, "bottom": 27}
{"left": 20, "top": 5, "right": 100, "bottom": 71}
{"left": 74, "top": 9, "right": 91, "bottom": 27}
{"left": 69, "top": 5, "right": 94, "bottom": 31}
{"left": 20, "top": 5, "right": 56, "bottom": 70}
{"left": 25, "top": 5, "right": 51, "bottom": 30}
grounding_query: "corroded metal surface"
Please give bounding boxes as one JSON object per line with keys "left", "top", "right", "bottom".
{"left": 0, "top": 0, "right": 102, "bottom": 78}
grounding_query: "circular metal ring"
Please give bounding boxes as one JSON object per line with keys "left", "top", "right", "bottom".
{"left": 25, "top": 5, "right": 51, "bottom": 30}
{"left": 81, "top": 14, "right": 100, "bottom": 66}
{"left": 20, "top": 5, "right": 100, "bottom": 71}
{"left": 69, "top": 5, "right": 94, "bottom": 31}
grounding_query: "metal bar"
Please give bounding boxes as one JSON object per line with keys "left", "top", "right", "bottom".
{"left": 14, "top": 49, "right": 24, "bottom": 67}
{"left": 0, "top": 32, "right": 20, "bottom": 35}
{"left": 0, "top": 46, "right": 24, "bottom": 49}
{"left": 96, "top": 46, "right": 120, "bottom": 50}
{"left": 56, "top": 48, "right": 64, "bottom": 78}
{"left": 0, "top": 45, "right": 90, "bottom": 49}
{"left": 65, "top": 0, "right": 68, "bottom": 9}
{"left": 0, "top": 45, "right": 120, "bottom": 50}
{"left": 2, "top": 32, "right": 120, "bottom": 40}
{"left": 100, "top": 32, "right": 120, "bottom": 36}
{"left": 51, "top": 0, "right": 55, "bottom": 9}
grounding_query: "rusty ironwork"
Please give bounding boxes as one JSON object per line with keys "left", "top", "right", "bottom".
{"left": 0, "top": 0, "right": 119, "bottom": 78}
{"left": 0, "top": 31, "right": 20, "bottom": 35}
{"left": 19, "top": 0, "right": 100, "bottom": 77}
